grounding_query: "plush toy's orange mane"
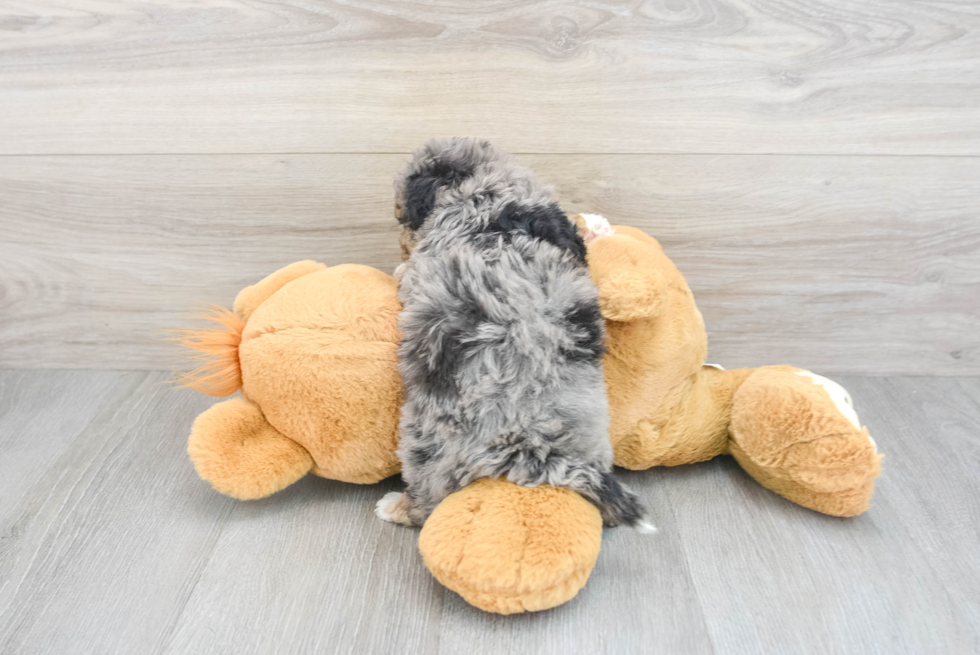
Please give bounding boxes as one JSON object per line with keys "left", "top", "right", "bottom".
{"left": 171, "top": 306, "right": 245, "bottom": 397}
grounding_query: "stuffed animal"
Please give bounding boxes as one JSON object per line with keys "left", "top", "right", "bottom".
{"left": 177, "top": 220, "right": 881, "bottom": 615}
{"left": 176, "top": 261, "right": 403, "bottom": 499}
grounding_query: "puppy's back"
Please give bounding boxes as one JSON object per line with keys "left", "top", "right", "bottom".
{"left": 393, "top": 138, "right": 650, "bottom": 530}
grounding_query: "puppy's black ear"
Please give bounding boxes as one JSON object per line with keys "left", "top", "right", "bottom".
{"left": 401, "top": 172, "right": 441, "bottom": 231}
{"left": 400, "top": 145, "right": 479, "bottom": 230}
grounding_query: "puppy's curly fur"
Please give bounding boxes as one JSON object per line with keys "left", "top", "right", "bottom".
{"left": 379, "top": 138, "right": 650, "bottom": 530}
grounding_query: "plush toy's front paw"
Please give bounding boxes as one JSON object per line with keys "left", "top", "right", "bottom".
{"left": 375, "top": 491, "right": 413, "bottom": 525}
{"left": 729, "top": 367, "right": 882, "bottom": 517}
{"left": 418, "top": 479, "right": 603, "bottom": 614}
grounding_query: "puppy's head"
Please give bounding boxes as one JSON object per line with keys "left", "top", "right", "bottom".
{"left": 394, "top": 138, "right": 503, "bottom": 258}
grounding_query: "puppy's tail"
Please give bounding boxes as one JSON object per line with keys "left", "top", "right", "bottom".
{"left": 578, "top": 471, "right": 657, "bottom": 534}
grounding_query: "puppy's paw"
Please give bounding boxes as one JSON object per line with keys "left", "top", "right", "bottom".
{"left": 375, "top": 491, "right": 412, "bottom": 525}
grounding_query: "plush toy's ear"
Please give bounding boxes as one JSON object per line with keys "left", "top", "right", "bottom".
{"left": 587, "top": 232, "right": 668, "bottom": 322}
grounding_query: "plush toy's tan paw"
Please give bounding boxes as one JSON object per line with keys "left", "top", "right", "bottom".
{"left": 729, "top": 366, "right": 882, "bottom": 517}
{"left": 375, "top": 491, "right": 413, "bottom": 525}
{"left": 188, "top": 397, "right": 313, "bottom": 500}
{"left": 418, "top": 478, "right": 603, "bottom": 615}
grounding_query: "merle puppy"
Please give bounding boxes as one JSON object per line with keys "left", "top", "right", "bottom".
{"left": 375, "top": 138, "right": 653, "bottom": 532}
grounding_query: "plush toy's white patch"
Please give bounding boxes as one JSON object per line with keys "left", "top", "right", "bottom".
{"left": 703, "top": 363, "right": 725, "bottom": 370}
{"left": 795, "top": 370, "right": 876, "bottom": 450}
{"left": 376, "top": 491, "right": 412, "bottom": 525}
{"left": 579, "top": 213, "right": 616, "bottom": 242}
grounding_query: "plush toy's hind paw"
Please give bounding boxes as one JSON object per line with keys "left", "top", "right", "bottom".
{"left": 729, "top": 366, "right": 882, "bottom": 517}
{"left": 188, "top": 397, "right": 313, "bottom": 499}
{"left": 418, "top": 479, "right": 603, "bottom": 614}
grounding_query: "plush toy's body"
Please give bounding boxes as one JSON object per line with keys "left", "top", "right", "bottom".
{"left": 180, "top": 222, "right": 881, "bottom": 615}
{"left": 593, "top": 227, "right": 880, "bottom": 517}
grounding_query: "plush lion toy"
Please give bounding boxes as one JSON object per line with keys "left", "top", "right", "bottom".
{"left": 176, "top": 220, "right": 881, "bottom": 615}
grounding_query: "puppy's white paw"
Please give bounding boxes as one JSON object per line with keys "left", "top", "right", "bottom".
{"left": 394, "top": 262, "right": 407, "bottom": 281}
{"left": 375, "top": 491, "right": 412, "bottom": 525}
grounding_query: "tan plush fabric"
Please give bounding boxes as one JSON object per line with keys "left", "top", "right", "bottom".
{"left": 238, "top": 264, "right": 403, "bottom": 484}
{"left": 614, "top": 366, "right": 754, "bottom": 469}
{"left": 595, "top": 226, "right": 708, "bottom": 457}
{"left": 187, "top": 262, "right": 402, "bottom": 492}
{"left": 728, "top": 366, "right": 882, "bottom": 516}
{"left": 171, "top": 307, "right": 245, "bottom": 397}
{"left": 188, "top": 396, "right": 313, "bottom": 500}
{"left": 233, "top": 260, "right": 327, "bottom": 322}
{"left": 418, "top": 478, "right": 602, "bottom": 614}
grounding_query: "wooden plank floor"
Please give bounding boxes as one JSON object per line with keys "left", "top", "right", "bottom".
{"left": 0, "top": 370, "right": 977, "bottom": 654}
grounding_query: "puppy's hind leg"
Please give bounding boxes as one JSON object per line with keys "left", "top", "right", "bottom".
{"left": 375, "top": 491, "right": 414, "bottom": 526}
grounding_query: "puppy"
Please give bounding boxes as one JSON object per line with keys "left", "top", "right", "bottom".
{"left": 376, "top": 138, "right": 653, "bottom": 532}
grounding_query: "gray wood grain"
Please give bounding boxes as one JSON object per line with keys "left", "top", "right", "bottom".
{"left": 162, "top": 480, "right": 445, "bottom": 654}
{"left": 843, "top": 376, "right": 980, "bottom": 650}
{"left": 0, "top": 371, "right": 231, "bottom": 654}
{"left": 1, "top": 1, "right": 978, "bottom": 155}
{"left": 1, "top": 371, "right": 978, "bottom": 654}
{"left": 1, "top": 154, "right": 976, "bottom": 373}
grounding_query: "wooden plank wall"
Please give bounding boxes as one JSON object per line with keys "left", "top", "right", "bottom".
{"left": 0, "top": 0, "right": 977, "bottom": 373}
